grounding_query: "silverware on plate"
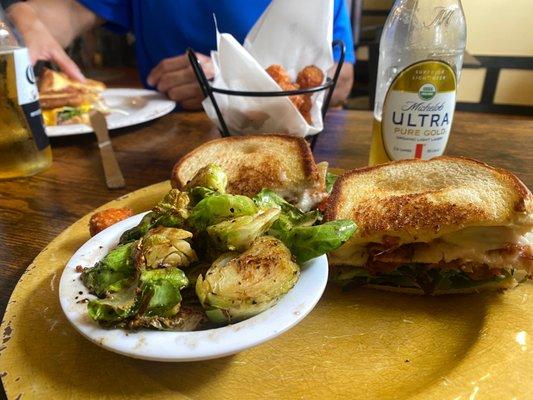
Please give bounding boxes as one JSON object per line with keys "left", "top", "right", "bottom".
{"left": 89, "top": 110, "right": 125, "bottom": 189}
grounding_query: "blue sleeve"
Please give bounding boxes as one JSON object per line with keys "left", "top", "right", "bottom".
{"left": 76, "top": 0, "right": 131, "bottom": 34}
{"left": 333, "top": 0, "right": 356, "bottom": 64}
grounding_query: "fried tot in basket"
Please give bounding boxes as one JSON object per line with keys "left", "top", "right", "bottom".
{"left": 279, "top": 81, "right": 312, "bottom": 124}
{"left": 297, "top": 65, "right": 325, "bottom": 89}
{"left": 265, "top": 64, "right": 323, "bottom": 125}
{"left": 266, "top": 64, "right": 292, "bottom": 86}
{"left": 89, "top": 208, "right": 134, "bottom": 236}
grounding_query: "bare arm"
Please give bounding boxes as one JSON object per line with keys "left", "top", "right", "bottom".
{"left": 7, "top": 1, "right": 102, "bottom": 80}
{"left": 330, "top": 62, "right": 354, "bottom": 107}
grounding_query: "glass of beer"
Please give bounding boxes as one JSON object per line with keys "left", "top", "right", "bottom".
{"left": 0, "top": 7, "right": 52, "bottom": 180}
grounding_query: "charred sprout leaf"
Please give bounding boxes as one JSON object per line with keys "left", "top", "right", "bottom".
{"left": 325, "top": 172, "right": 338, "bottom": 194}
{"left": 153, "top": 189, "right": 191, "bottom": 216}
{"left": 188, "top": 194, "right": 257, "bottom": 232}
{"left": 253, "top": 189, "right": 321, "bottom": 225}
{"left": 87, "top": 285, "right": 140, "bottom": 324}
{"left": 184, "top": 263, "right": 210, "bottom": 287}
{"left": 268, "top": 210, "right": 321, "bottom": 242}
{"left": 119, "top": 189, "right": 190, "bottom": 244}
{"left": 196, "top": 236, "right": 300, "bottom": 324}
{"left": 188, "top": 187, "right": 217, "bottom": 205}
{"left": 136, "top": 227, "right": 198, "bottom": 269}
{"left": 125, "top": 306, "right": 208, "bottom": 331}
{"left": 253, "top": 189, "right": 305, "bottom": 220}
{"left": 253, "top": 189, "right": 321, "bottom": 241}
{"left": 139, "top": 267, "right": 189, "bottom": 318}
{"left": 81, "top": 242, "right": 136, "bottom": 297}
{"left": 206, "top": 208, "right": 281, "bottom": 252}
{"left": 284, "top": 220, "right": 357, "bottom": 264}
{"left": 185, "top": 164, "right": 228, "bottom": 193}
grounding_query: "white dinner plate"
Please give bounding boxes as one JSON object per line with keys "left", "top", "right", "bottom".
{"left": 59, "top": 213, "right": 329, "bottom": 362}
{"left": 45, "top": 88, "right": 176, "bottom": 137}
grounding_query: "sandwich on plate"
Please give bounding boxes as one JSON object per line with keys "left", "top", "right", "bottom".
{"left": 325, "top": 156, "right": 533, "bottom": 294}
{"left": 38, "top": 68, "right": 107, "bottom": 126}
{"left": 171, "top": 135, "right": 329, "bottom": 211}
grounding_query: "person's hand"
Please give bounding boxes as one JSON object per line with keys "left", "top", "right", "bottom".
{"left": 7, "top": 3, "right": 85, "bottom": 81}
{"left": 147, "top": 53, "right": 214, "bottom": 110}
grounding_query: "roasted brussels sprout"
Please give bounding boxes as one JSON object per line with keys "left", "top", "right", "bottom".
{"left": 188, "top": 187, "right": 217, "bottom": 205}
{"left": 188, "top": 194, "right": 257, "bottom": 232}
{"left": 283, "top": 220, "right": 357, "bottom": 263}
{"left": 185, "top": 164, "right": 228, "bottom": 193}
{"left": 183, "top": 263, "right": 210, "bottom": 286}
{"left": 138, "top": 267, "right": 189, "bottom": 317}
{"left": 87, "top": 285, "right": 140, "bottom": 324}
{"left": 119, "top": 189, "right": 190, "bottom": 244}
{"left": 206, "top": 208, "right": 281, "bottom": 252}
{"left": 81, "top": 242, "right": 136, "bottom": 297}
{"left": 253, "top": 188, "right": 321, "bottom": 241}
{"left": 196, "top": 236, "right": 300, "bottom": 323}
{"left": 253, "top": 188, "right": 320, "bottom": 224}
{"left": 126, "top": 305, "right": 208, "bottom": 331}
{"left": 136, "top": 227, "right": 198, "bottom": 269}
{"left": 88, "top": 267, "right": 189, "bottom": 326}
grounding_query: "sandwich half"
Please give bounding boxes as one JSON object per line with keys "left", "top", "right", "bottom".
{"left": 171, "top": 135, "right": 328, "bottom": 211}
{"left": 325, "top": 156, "right": 533, "bottom": 294}
{"left": 38, "top": 68, "right": 107, "bottom": 126}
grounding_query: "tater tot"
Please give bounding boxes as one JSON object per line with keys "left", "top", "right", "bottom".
{"left": 266, "top": 64, "right": 314, "bottom": 125}
{"left": 89, "top": 207, "right": 134, "bottom": 236}
{"left": 279, "top": 81, "right": 304, "bottom": 111}
{"left": 266, "top": 64, "right": 292, "bottom": 86}
{"left": 299, "top": 95, "right": 313, "bottom": 124}
{"left": 296, "top": 65, "right": 325, "bottom": 89}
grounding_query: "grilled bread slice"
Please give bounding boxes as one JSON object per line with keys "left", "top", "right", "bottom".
{"left": 38, "top": 68, "right": 106, "bottom": 126}
{"left": 325, "top": 156, "right": 532, "bottom": 245}
{"left": 171, "top": 135, "right": 327, "bottom": 210}
{"left": 38, "top": 68, "right": 105, "bottom": 94}
{"left": 325, "top": 157, "right": 533, "bottom": 294}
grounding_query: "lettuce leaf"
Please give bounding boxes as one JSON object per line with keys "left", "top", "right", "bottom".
{"left": 331, "top": 264, "right": 513, "bottom": 294}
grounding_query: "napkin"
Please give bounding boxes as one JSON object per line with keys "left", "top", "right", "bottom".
{"left": 202, "top": 0, "right": 334, "bottom": 137}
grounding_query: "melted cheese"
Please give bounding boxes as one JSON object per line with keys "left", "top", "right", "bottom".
{"left": 329, "top": 226, "right": 533, "bottom": 273}
{"left": 41, "top": 104, "right": 93, "bottom": 127}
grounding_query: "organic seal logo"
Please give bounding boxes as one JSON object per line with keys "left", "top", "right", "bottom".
{"left": 26, "top": 65, "right": 36, "bottom": 84}
{"left": 418, "top": 83, "right": 436, "bottom": 101}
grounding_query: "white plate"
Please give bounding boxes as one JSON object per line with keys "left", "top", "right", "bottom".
{"left": 59, "top": 213, "right": 329, "bottom": 362}
{"left": 45, "top": 88, "right": 176, "bottom": 137}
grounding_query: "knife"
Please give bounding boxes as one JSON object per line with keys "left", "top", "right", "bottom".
{"left": 89, "top": 110, "right": 125, "bottom": 189}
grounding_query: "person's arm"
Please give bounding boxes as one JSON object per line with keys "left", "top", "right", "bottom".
{"left": 330, "top": 62, "right": 354, "bottom": 107}
{"left": 329, "top": 0, "right": 356, "bottom": 106}
{"left": 6, "top": 0, "right": 101, "bottom": 80}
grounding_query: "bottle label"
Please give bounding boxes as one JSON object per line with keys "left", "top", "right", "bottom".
{"left": 13, "top": 48, "right": 49, "bottom": 150}
{"left": 381, "top": 60, "right": 456, "bottom": 160}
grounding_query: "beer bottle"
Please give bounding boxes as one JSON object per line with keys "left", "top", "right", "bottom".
{"left": 0, "top": 6, "right": 52, "bottom": 179}
{"left": 369, "top": 0, "right": 467, "bottom": 165}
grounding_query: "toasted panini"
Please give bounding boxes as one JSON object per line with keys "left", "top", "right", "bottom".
{"left": 38, "top": 68, "right": 105, "bottom": 94}
{"left": 38, "top": 68, "right": 107, "bottom": 126}
{"left": 171, "top": 135, "right": 327, "bottom": 210}
{"left": 326, "top": 156, "right": 532, "bottom": 244}
{"left": 326, "top": 156, "right": 532, "bottom": 294}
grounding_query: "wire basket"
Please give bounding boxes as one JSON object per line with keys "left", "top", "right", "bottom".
{"left": 187, "top": 40, "right": 345, "bottom": 151}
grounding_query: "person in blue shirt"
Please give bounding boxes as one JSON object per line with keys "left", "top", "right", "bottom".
{"left": 6, "top": 0, "right": 355, "bottom": 110}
